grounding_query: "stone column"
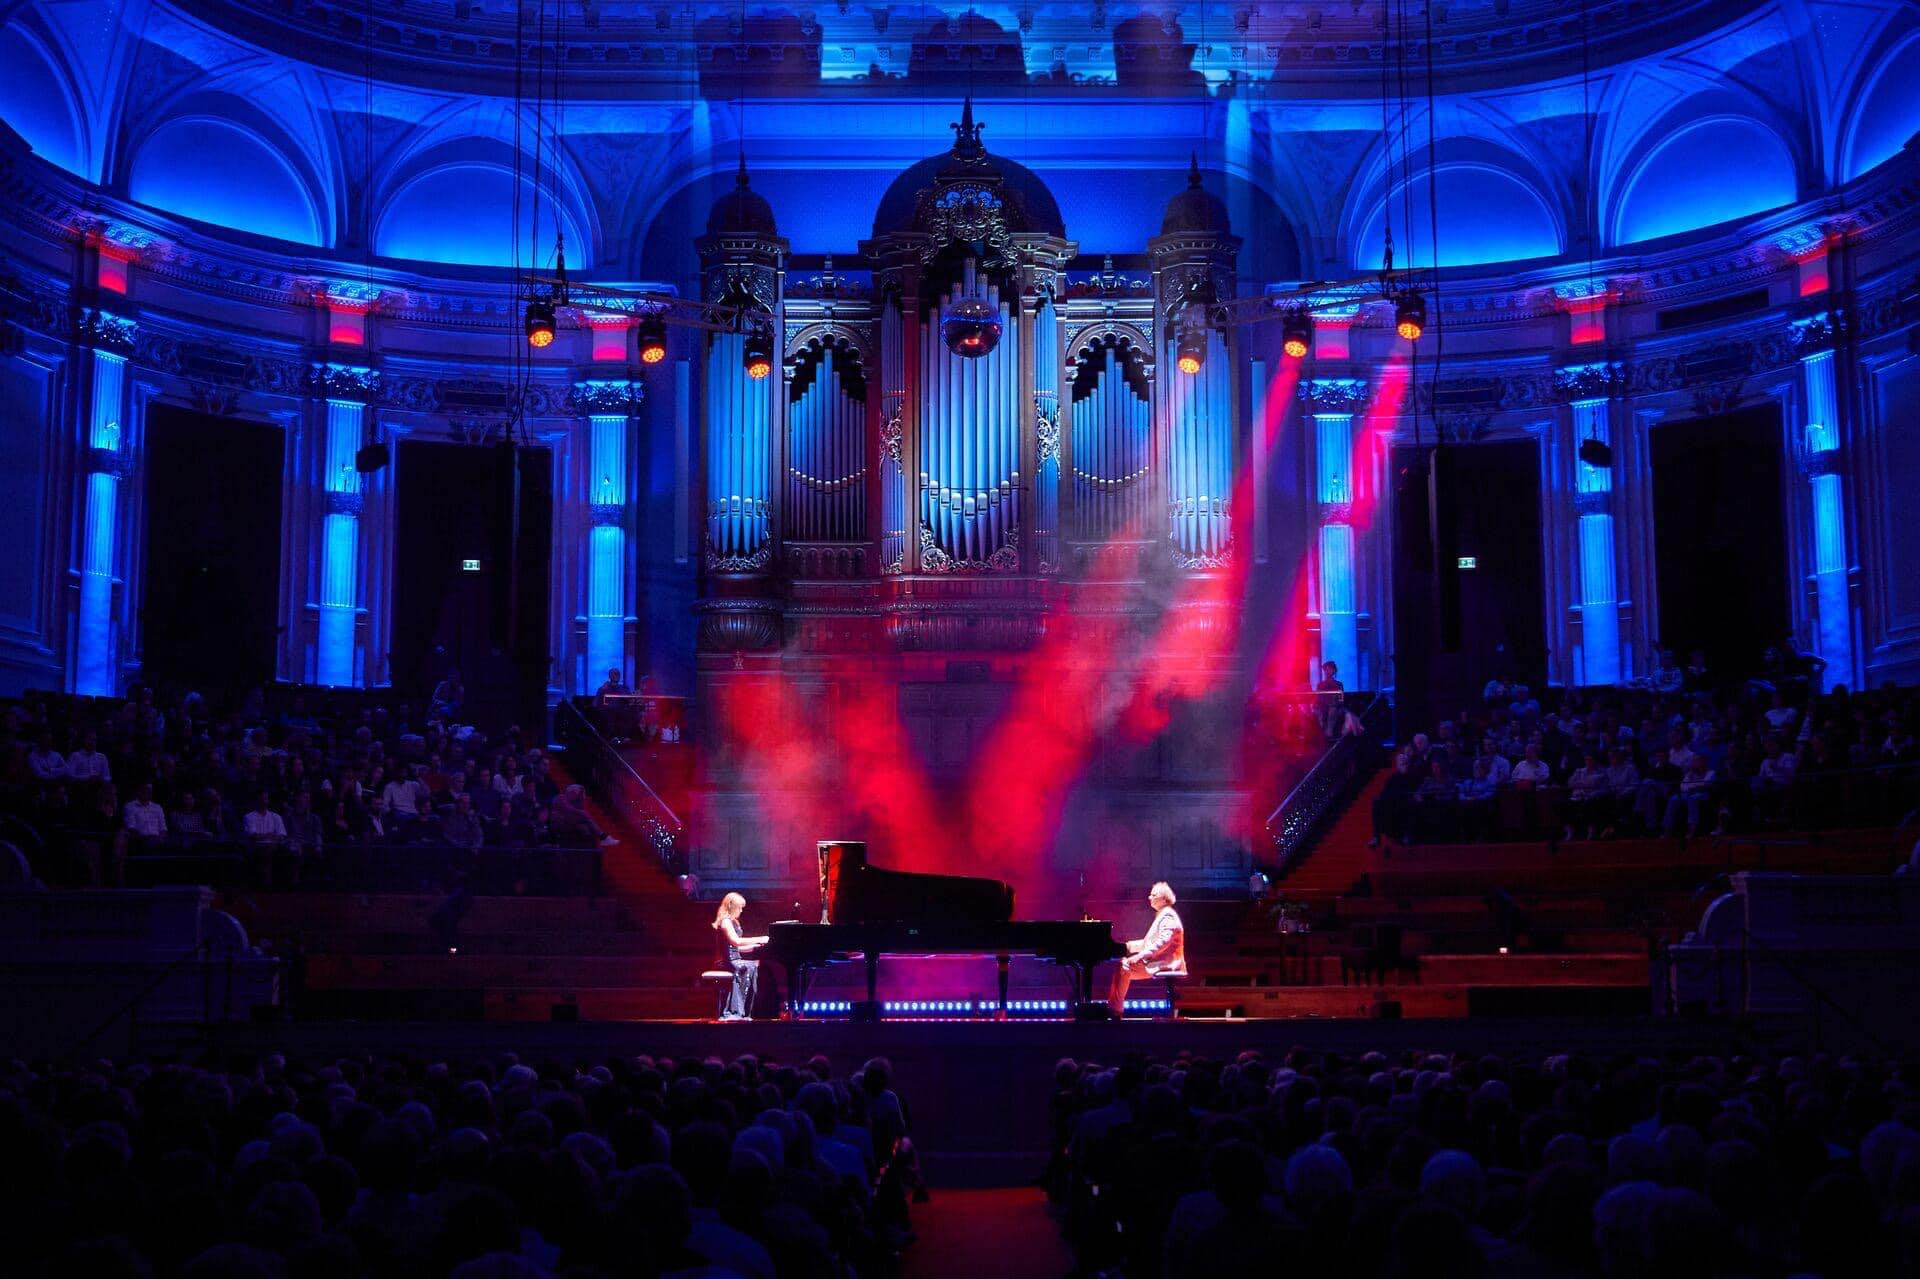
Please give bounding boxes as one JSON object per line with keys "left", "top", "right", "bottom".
{"left": 72, "top": 308, "right": 136, "bottom": 695}
{"left": 1795, "top": 320, "right": 1856, "bottom": 689}
{"left": 570, "top": 379, "right": 642, "bottom": 691}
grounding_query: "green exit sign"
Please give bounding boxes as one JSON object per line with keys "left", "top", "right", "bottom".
{"left": 1456, "top": 556, "right": 1478, "bottom": 570}
{"left": 460, "top": 558, "right": 482, "bottom": 573}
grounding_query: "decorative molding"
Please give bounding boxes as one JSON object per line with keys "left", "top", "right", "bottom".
{"left": 568, "top": 379, "right": 643, "bottom": 414}
{"left": 1790, "top": 312, "right": 1836, "bottom": 357}
{"left": 1300, "top": 377, "right": 1369, "bottom": 411}
{"left": 1035, "top": 411, "right": 1060, "bottom": 463}
{"left": 918, "top": 523, "right": 1020, "bottom": 574}
{"left": 307, "top": 361, "right": 379, "bottom": 401}
{"left": 589, "top": 502, "right": 625, "bottom": 527}
{"left": 695, "top": 599, "right": 780, "bottom": 651}
{"left": 77, "top": 307, "right": 137, "bottom": 354}
{"left": 1554, "top": 360, "right": 1624, "bottom": 401}
{"left": 879, "top": 410, "right": 903, "bottom": 464}
{"left": 325, "top": 489, "right": 365, "bottom": 516}
{"left": 706, "top": 537, "right": 773, "bottom": 574}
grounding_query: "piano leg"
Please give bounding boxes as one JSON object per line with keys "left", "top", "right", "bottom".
{"left": 995, "top": 954, "right": 1010, "bottom": 1021}
{"left": 855, "top": 951, "right": 880, "bottom": 1023}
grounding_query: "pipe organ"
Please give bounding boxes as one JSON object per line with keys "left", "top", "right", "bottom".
{"left": 786, "top": 345, "right": 867, "bottom": 543}
{"left": 917, "top": 266, "right": 1021, "bottom": 571}
{"left": 1163, "top": 325, "right": 1235, "bottom": 565}
{"left": 703, "top": 329, "right": 774, "bottom": 568}
{"left": 693, "top": 102, "right": 1265, "bottom": 898}
{"left": 1071, "top": 344, "right": 1153, "bottom": 543}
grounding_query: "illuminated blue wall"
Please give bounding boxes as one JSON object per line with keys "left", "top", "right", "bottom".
{"left": 1614, "top": 117, "right": 1798, "bottom": 246}
{"left": 375, "top": 164, "right": 588, "bottom": 268}
{"left": 1353, "top": 164, "right": 1561, "bottom": 270}
{"left": 128, "top": 118, "right": 324, "bottom": 247}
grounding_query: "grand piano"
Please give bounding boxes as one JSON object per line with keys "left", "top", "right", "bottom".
{"left": 762, "top": 841, "right": 1123, "bottom": 1020}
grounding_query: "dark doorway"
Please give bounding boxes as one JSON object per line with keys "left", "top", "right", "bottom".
{"left": 393, "top": 441, "right": 552, "bottom": 730}
{"left": 1650, "top": 404, "right": 1789, "bottom": 681}
{"left": 1393, "top": 439, "right": 1546, "bottom": 723}
{"left": 141, "top": 406, "right": 284, "bottom": 691}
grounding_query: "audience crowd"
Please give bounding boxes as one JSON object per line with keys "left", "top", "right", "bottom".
{"left": 0, "top": 1048, "right": 921, "bottom": 1279}
{"left": 1372, "top": 651, "right": 1920, "bottom": 848}
{"left": 0, "top": 684, "right": 614, "bottom": 890}
{"left": 1051, "top": 1043, "right": 1920, "bottom": 1278}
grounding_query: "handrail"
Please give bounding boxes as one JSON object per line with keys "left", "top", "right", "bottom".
{"left": 1265, "top": 694, "right": 1388, "bottom": 830}
{"left": 554, "top": 699, "right": 686, "bottom": 872}
{"left": 556, "top": 699, "right": 682, "bottom": 828}
{"left": 1265, "top": 695, "right": 1390, "bottom": 874}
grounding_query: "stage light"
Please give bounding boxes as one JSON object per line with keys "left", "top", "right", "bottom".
{"left": 525, "top": 298, "right": 556, "bottom": 348}
{"left": 743, "top": 325, "right": 774, "bottom": 379}
{"left": 1282, "top": 308, "right": 1313, "bottom": 359}
{"left": 637, "top": 315, "right": 668, "bottom": 365}
{"left": 1578, "top": 436, "right": 1613, "bottom": 468}
{"left": 353, "top": 441, "right": 389, "bottom": 473}
{"left": 1176, "top": 324, "right": 1207, "bottom": 375}
{"left": 1394, "top": 294, "right": 1426, "bottom": 342}
{"left": 940, "top": 295, "right": 1003, "bottom": 358}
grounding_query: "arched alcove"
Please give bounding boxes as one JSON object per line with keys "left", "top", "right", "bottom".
{"left": 1844, "top": 35, "right": 1920, "bottom": 181}
{"left": 1612, "top": 116, "right": 1797, "bottom": 245}
{"left": 1351, "top": 163, "right": 1561, "bottom": 270}
{"left": 128, "top": 116, "right": 324, "bottom": 245}
{"left": 373, "top": 162, "right": 590, "bottom": 268}
{"left": 0, "top": 24, "right": 85, "bottom": 176}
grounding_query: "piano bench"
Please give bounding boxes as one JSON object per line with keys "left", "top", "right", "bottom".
{"left": 1158, "top": 973, "right": 1188, "bottom": 1020}
{"left": 699, "top": 969, "right": 735, "bottom": 1019}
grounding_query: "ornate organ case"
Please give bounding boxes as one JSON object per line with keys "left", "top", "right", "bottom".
{"left": 691, "top": 110, "right": 1259, "bottom": 901}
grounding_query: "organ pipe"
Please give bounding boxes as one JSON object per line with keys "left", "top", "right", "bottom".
{"left": 917, "top": 264, "right": 1020, "bottom": 565}
{"left": 705, "top": 330, "right": 773, "bottom": 562}
{"left": 787, "top": 346, "right": 868, "bottom": 542}
{"left": 1071, "top": 346, "right": 1152, "bottom": 543}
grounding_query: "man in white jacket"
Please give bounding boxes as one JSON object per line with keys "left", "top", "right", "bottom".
{"left": 1109, "top": 881, "right": 1185, "bottom": 1018}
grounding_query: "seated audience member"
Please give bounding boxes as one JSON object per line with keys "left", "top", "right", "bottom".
{"left": 430, "top": 668, "right": 465, "bottom": 720}
{"left": 382, "top": 765, "right": 424, "bottom": 823}
{"left": 243, "top": 790, "right": 287, "bottom": 845}
{"left": 66, "top": 730, "right": 112, "bottom": 785}
{"left": 1511, "top": 744, "right": 1551, "bottom": 787}
{"left": 169, "top": 789, "right": 207, "bottom": 842}
{"left": 441, "top": 792, "right": 484, "bottom": 853}
{"left": 1663, "top": 755, "right": 1718, "bottom": 839}
{"left": 26, "top": 732, "right": 66, "bottom": 781}
{"left": 1476, "top": 737, "right": 1512, "bottom": 786}
{"left": 283, "top": 791, "right": 323, "bottom": 884}
{"left": 550, "top": 784, "right": 614, "bottom": 848}
{"left": 122, "top": 781, "right": 167, "bottom": 842}
{"left": 1564, "top": 752, "right": 1609, "bottom": 841}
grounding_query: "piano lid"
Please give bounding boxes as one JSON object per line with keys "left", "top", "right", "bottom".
{"left": 817, "top": 840, "right": 1015, "bottom": 927}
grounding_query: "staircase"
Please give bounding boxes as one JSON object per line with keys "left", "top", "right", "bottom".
{"left": 1274, "top": 769, "right": 1387, "bottom": 901}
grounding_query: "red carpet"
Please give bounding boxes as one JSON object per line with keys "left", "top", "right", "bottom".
{"left": 905, "top": 1187, "right": 1072, "bottom": 1279}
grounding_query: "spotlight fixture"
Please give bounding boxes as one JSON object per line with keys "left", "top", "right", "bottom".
{"left": 940, "top": 295, "right": 1004, "bottom": 358}
{"left": 1175, "top": 323, "right": 1207, "bottom": 375}
{"left": 525, "top": 298, "right": 556, "bottom": 348}
{"left": 1579, "top": 436, "right": 1613, "bottom": 468}
{"left": 353, "top": 441, "right": 390, "bottom": 473}
{"left": 742, "top": 324, "right": 774, "bottom": 380}
{"left": 1281, "top": 307, "right": 1314, "bottom": 359}
{"left": 1394, "top": 293, "right": 1427, "bottom": 342}
{"left": 636, "top": 315, "right": 668, "bottom": 365}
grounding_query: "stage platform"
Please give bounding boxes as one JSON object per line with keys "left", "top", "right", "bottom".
{"left": 191, "top": 1014, "right": 1751, "bottom": 1186}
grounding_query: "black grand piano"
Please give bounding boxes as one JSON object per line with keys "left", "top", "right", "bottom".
{"left": 762, "top": 841, "right": 1122, "bottom": 1020}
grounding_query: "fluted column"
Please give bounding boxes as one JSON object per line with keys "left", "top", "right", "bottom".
{"left": 73, "top": 310, "right": 135, "bottom": 695}
{"left": 572, "top": 380, "right": 641, "bottom": 689}
{"left": 1302, "top": 378, "right": 1372, "bottom": 688}
{"left": 1798, "top": 332, "right": 1855, "bottom": 689}
{"left": 316, "top": 396, "right": 365, "bottom": 687}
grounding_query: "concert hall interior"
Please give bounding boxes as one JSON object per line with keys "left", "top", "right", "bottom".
{"left": 5, "top": 1, "right": 1920, "bottom": 1275}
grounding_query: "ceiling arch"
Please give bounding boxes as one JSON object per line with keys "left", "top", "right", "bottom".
{"left": 1612, "top": 114, "right": 1799, "bottom": 245}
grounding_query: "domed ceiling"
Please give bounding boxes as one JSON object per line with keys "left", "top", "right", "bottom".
{"left": 1, "top": 0, "right": 1914, "bottom": 283}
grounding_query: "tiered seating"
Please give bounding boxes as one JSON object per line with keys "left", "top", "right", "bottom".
{"left": 1049, "top": 1044, "right": 1918, "bottom": 1279}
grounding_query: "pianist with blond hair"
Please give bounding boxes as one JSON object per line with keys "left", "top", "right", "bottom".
{"left": 713, "top": 892, "right": 769, "bottom": 1021}
{"left": 1108, "top": 881, "right": 1185, "bottom": 1018}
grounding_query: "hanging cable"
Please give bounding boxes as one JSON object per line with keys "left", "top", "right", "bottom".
{"left": 1423, "top": 0, "right": 1444, "bottom": 441}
